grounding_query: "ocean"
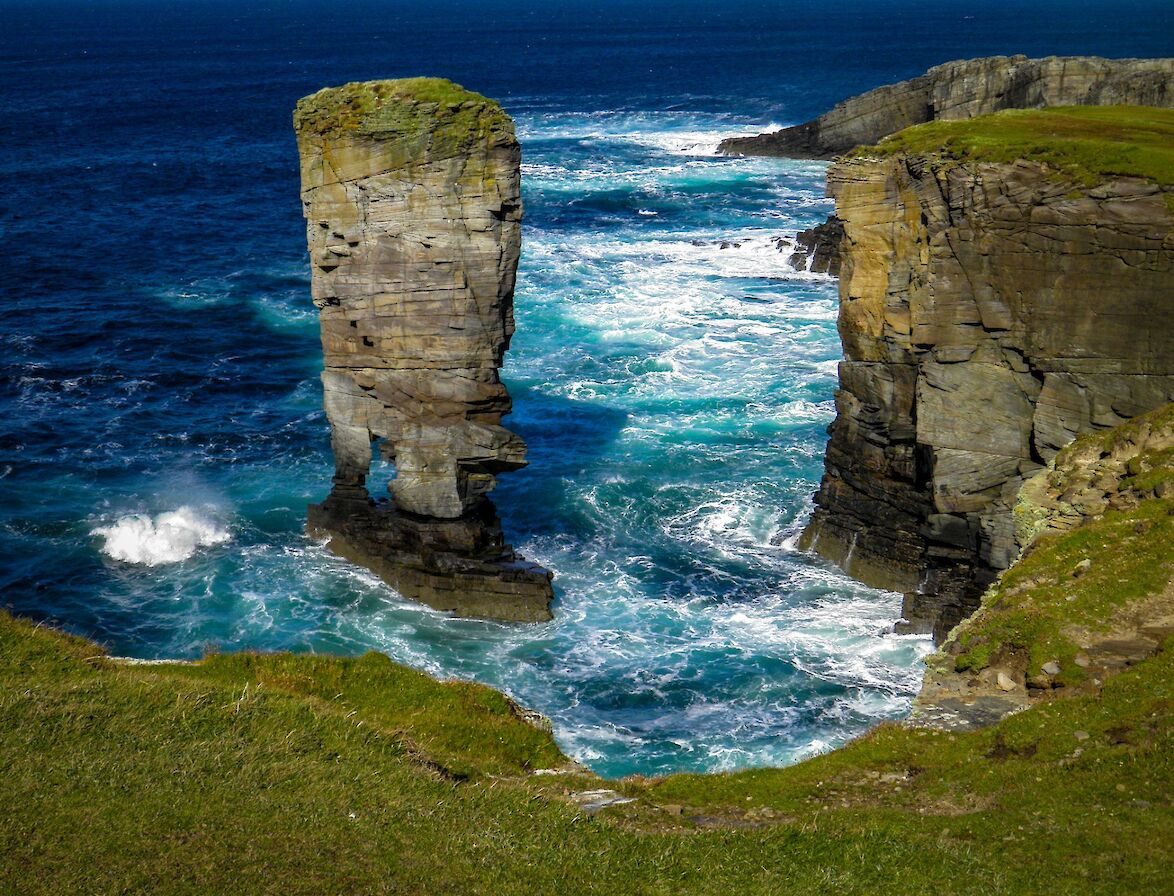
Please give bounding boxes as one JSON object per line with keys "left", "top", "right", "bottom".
{"left": 2, "top": 0, "right": 1170, "bottom": 777}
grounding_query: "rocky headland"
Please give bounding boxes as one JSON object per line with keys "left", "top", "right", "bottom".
{"left": 293, "top": 78, "right": 553, "bottom": 622}
{"left": 719, "top": 55, "right": 1174, "bottom": 159}
{"left": 798, "top": 106, "right": 1174, "bottom": 642}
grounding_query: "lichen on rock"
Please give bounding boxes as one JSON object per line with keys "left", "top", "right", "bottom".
{"left": 293, "top": 78, "right": 553, "bottom": 621}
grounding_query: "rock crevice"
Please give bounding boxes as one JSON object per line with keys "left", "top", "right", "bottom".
{"left": 294, "top": 78, "right": 553, "bottom": 621}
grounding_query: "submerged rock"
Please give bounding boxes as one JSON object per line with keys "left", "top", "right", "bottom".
{"left": 293, "top": 78, "right": 553, "bottom": 621}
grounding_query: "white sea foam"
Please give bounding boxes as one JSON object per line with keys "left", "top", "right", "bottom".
{"left": 515, "top": 110, "right": 788, "bottom": 153}
{"left": 92, "top": 506, "right": 231, "bottom": 565}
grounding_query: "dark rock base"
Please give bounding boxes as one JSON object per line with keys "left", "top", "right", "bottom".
{"left": 307, "top": 495, "right": 554, "bottom": 623}
{"left": 800, "top": 510, "right": 989, "bottom": 644}
{"left": 789, "top": 216, "right": 844, "bottom": 276}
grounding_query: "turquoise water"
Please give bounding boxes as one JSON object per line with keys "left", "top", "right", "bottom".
{"left": 7, "top": 106, "right": 932, "bottom": 777}
{"left": 6, "top": 0, "right": 1166, "bottom": 778}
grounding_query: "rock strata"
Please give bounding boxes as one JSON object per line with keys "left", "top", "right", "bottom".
{"left": 800, "top": 152, "right": 1174, "bottom": 642}
{"left": 293, "top": 78, "right": 553, "bottom": 621}
{"left": 720, "top": 56, "right": 1174, "bottom": 158}
{"left": 787, "top": 216, "right": 843, "bottom": 275}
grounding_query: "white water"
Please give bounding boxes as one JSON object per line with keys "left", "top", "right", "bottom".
{"left": 92, "top": 507, "right": 231, "bottom": 566}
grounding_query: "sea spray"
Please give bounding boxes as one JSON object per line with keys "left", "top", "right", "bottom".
{"left": 93, "top": 507, "right": 231, "bottom": 566}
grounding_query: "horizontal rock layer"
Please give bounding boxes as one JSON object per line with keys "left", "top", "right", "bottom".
{"left": 720, "top": 55, "right": 1174, "bottom": 158}
{"left": 294, "top": 78, "right": 553, "bottom": 621}
{"left": 800, "top": 154, "right": 1174, "bottom": 641}
{"left": 306, "top": 496, "right": 552, "bottom": 622}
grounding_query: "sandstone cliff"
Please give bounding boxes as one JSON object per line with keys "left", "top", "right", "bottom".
{"left": 293, "top": 78, "right": 553, "bottom": 621}
{"left": 720, "top": 55, "right": 1174, "bottom": 159}
{"left": 800, "top": 109, "right": 1174, "bottom": 642}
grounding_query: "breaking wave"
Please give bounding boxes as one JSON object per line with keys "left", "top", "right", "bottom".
{"left": 92, "top": 507, "right": 231, "bottom": 566}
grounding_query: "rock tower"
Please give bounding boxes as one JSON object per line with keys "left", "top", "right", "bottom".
{"left": 293, "top": 78, "right": 553, "bottom": 621}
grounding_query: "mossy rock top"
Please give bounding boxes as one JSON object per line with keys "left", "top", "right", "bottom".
{"left": 850, "top": 105, "right": 1174, "bottom": 186}
{"left": 293, "top": 77, "right": 515, "bottom": 153}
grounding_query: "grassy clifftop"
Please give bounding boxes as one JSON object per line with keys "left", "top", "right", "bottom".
{"left": 853, "top": 105, "right": 1174, "bottom": 186}
{"left": 3, "top": 410, "right": 1172, "bottom": 893}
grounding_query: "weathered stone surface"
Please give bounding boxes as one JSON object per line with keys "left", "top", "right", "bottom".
{"left": 720, "top": 56, "right": 1174, "bottom": 158}
{"left": 787, "top": 216, "right": 844, "bottom": 275}
{"left": 909, "top": 405, "right": 1174, "bottom": 727}
{"left": 1015, "top": 403, "right": 1174, "bottom": 549}
{"left": 294, "top": 78, "right": 553, "bottom": 621}
{"left": 800, "top": 155, "right": 1174, "bottom": 642}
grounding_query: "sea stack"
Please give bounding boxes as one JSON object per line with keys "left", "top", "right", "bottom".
{"left": 293, "top": 78, "right": 554, "bottom": 622}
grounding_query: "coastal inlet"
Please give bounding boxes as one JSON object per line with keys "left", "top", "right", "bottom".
{"left": 13, "top": 107, "right": 932, "bottom": 778}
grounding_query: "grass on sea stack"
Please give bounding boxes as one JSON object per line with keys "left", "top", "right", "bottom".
{"left": 856, "top": 105, "right": 1174, "bottom": 186}
{"left": 292, "top": 77, "right": 515, "bottom": 153}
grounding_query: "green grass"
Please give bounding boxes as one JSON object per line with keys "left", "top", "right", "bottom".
{"left": 951, "top": 404, "right": 1174, "bottom": 679}
{"left": 4, "top": 408, "right": 1173, "bottom": 893}
{"left": 293, "top": 77, "right": 514, "bottom": 154}
{"left": 952, "top": 497, "right": 1172, "bottom": 678}
{"left": 3, "top": 602, "right": 1171, "bottom": 893}
{"left": 854, "top": 106, "right": 1174, "bottom": 186}
{"left": 160, "top": 649, "right": 566, "bottom": 779}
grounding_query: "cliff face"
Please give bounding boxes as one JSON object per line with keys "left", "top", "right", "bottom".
{"left": 720, "top": 55, "right": 1174, "bottom": 158}
{"left": 293, "top": 78, "right": 553, "bottom": 621}
{"left": 800, "top": 151, "right": 1174, "bottom": 641}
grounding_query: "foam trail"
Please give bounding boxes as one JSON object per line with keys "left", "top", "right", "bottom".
{"left": 92, "top": 507, "right": 231, "bottom": 565}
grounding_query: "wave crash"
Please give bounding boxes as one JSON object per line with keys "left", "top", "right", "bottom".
{"left": 92, "top": 506, "right": 231, "bottom": 565}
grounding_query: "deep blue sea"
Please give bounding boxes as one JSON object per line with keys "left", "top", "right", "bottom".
{"left": 3, "top": 0, "right": 1171, "bottom": 777}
